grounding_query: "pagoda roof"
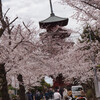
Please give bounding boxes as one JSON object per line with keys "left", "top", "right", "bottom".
{"left": 39, "top": 15, "right": 68, "bottom": 29}
{"left": 39, "top": 0, "right": 69, "bottom": 29}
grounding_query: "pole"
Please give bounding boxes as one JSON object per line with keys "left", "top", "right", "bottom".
{"left": 89, "top": 31, "right": 100, "bottom": 100}
{"left": 49, "top": 0, "right": 55, "bottom": 16}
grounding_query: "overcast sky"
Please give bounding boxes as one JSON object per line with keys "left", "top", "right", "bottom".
{"left": 2, "top": 0, "right": 81, "bottom": 31}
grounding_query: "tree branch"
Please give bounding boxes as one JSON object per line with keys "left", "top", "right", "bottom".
{"left": 22, "top": 22, "right": 31, "bottom": 34}
{"left": 70, "top": 3, "right": 97, "bottom": 20}
{"left": 4, "top": 8, "right": 10, "bottom": 18}
{"left": 82, "top": 1, "right": 100, "bottom": 10}
{"left": 8, "top": 17, "right": 18, "bottom": 26}
{"left": 11, "top": 38, "right": 24, "bottom": 52}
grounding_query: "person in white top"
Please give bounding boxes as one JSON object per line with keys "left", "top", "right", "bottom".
{"left": 63, "top": 88, "right": 69, "bottom": 100}
{"left": 53, "top": 89, "right": 61, "bottom": 100}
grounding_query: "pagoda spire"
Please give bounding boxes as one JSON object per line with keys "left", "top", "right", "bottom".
{"left": 49, "top": 0, "right": 55, "bottom": 16}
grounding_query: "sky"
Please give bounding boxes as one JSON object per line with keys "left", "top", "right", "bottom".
{"left": 2, "top": 0, "right": 81, "bottom": 41}
{"left": 44, "top": 76, "right": 53, "bottom": 86}
{"left": 2, "top": 0, "right": 81, "bottom": 30}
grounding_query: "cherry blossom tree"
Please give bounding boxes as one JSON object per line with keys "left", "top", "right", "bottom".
{"left": 0, "top": 0, "right": 18, "bottom": 99}
{"left": 61, "top": 0, "right": 100, "bottom": 27}
{"left": 37, "top": 24, "right": 99, "bottom": 84}
{"left": 0, "top": 2, "right": 100, "bottom": 100}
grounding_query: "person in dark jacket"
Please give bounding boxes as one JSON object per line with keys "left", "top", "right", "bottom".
{"left": 26, "top": 90, "right": 33, "bottom": 100}
{"left": 49, "top": 88, "right": 54, "bottom": 99}
{"left": 45, "top": 90, "right": 49, "bottom": 100}
{"left": 59, "top": 87, "right": 64, "bottom": 99}
{"left": 35, "top": 90, "right": 41, "bottom": 100}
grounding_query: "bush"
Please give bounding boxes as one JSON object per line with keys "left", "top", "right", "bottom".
{"left": 86, "top": 89, "right": 93, "bottom": 98}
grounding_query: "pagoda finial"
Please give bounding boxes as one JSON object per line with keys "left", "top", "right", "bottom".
{"left": 49, "top": 0, "right": 55, "bottom": 16}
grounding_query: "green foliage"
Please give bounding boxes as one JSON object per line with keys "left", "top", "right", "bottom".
{"left": 86, "top": 89, "right": 93, "bottom": 98}
{"left": 8, "top": 84, "right": 16, "bottom": 90}
{"left": 96, "top": 65, "right": 100, "bottom": 71}
{"left": 82, "top": 78, "right": 96, "bottom": 99}
{"left": 40, "top": 78, "right": 51, "bottom": 88}
{"left": 96, "top": 64, "right": 100, "bottom": 68}
{"left": 79, "top": 25, "right": 100, "bottom": 43}
{"left": 32, "top": 86, "right": 43, "bottom": 92}
{"left": 11, "top": 94, "right": 17, "bottom": 99}
{"left": 33, "top": 78, "right": 51, "bottom": 92}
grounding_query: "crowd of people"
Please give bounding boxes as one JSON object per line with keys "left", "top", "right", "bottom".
{"left": 25, "top": 87, "right": 70, "bottom": 100}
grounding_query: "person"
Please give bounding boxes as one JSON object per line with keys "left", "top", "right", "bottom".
{"left": 45, "top": 90, "right": 49, "bottom": 100}
{"left": 59, "top": 87, "right": 64, "bottom": 99}
{"left": 40, "top": 92, "right": 44, "bottom": 100}
{"left": 63, "top": 88, "right": 69, "bottom": 100}
{"left": 35, "top": 90, "right": 41, "bottom": 100}
{"left": 53, "top": 89, "right": 61, "bottom": 100}
{"left": 49, "top": 88, "right": 54, "bottom": 99}
{"left": 26, "top": 90, "right": 33, "bottom": 100}
{"left": 81, "top": 90, "right": 86, "bottom": 97}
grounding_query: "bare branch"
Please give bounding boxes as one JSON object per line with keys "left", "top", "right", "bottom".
{"left": 4, "top": 8, "right": 10, "bottom": 18}
{"left": 6, "top": 67, "right": 12, "bottom": 73}
{"left": 22, "top": 22, "right": 31, "bottom": 34}
{"left": 10, "top": 26, "right": 14, "bottom": 31}
{"left": 9, "top": 17, "right": 18, "bottom": 26}
{"left": 12, "top": 38, "right": 24, "bottom": 52}
{"left": 0, "top": 1, "right": 17, "bottom": 37}
{"left": 18, "top": 25, "right": 24, "bottom": 39}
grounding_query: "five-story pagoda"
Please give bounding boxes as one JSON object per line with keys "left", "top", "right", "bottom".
{"left": 39, "top": 0, "right": 73, "bottom": 56}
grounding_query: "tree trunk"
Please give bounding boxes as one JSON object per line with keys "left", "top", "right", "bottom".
{"left": 0, "top": 0, "right": 7, "bottom": 38}
{"left": 17, "top": 74, "right": 26, "bottom": 100}
{"left": 0, "top": 63, "right": 10, "bottom": 100}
